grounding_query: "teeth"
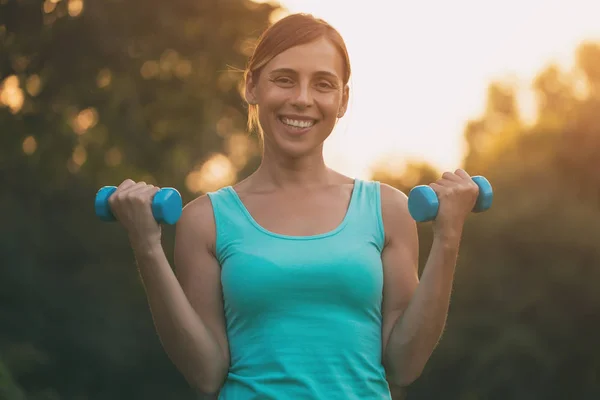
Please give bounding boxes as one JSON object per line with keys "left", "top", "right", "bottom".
{"left": 281, "top": 117, "right": 315, "bottom": 128}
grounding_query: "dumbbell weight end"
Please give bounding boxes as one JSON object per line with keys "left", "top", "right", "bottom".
{"left": 95, "top": 186, "right": 118, "bottom": 222}
{"left": 471, "top": 176, "right": 493, "bottom": 213}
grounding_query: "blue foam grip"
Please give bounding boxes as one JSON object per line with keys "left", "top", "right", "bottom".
{"left": 408, "top": 175, "right": 493, "bottom": 222}
{"left": 94, "top": 186, "right": 183, "bottom": 225}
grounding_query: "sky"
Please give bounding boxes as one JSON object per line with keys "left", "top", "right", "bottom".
{"left": 258, "top": 0, "right": 600, "bottom": 179}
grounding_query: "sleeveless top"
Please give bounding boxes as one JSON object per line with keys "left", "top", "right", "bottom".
{"left": 206, "top": 179, "right": 392, "bottom": 400}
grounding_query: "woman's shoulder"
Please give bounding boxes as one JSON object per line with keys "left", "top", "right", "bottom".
{"left": 370, "top": 181, "right": 412, "bottom": 236}
{"left": 182, "top": 193, "right": 214, "bottom": 219}
{"left": 176, "top": 194, "right": 218, "bottom": 247}
{"left": 377, "top": 182, "right": 408, "bottom": 206}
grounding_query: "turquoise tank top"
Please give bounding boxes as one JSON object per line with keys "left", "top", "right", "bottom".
{"left": 207, "top": 179, "right": 392, "bottom": 399}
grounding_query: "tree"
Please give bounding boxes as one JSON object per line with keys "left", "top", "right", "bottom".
{"left": 376, "top": 41, "right": 600, "bottom": 399}
{"left": 0, "top": 1, "right": 278, "bottom": 398}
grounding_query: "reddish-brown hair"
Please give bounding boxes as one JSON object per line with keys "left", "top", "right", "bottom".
{"left": 244, "top": 13, "right": 351, "bottom": 134}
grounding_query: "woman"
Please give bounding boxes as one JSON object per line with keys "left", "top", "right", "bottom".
{"left": 108, "top": 13, "right": 480, "bottom": 400}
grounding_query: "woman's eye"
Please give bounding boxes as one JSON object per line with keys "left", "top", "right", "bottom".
{"left": 317, "top": 81, "right": 334, "bottom": 89}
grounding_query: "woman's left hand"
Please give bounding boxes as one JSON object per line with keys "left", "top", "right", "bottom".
{"left": 429, "top": 169, "right": 480, "bottom": 239}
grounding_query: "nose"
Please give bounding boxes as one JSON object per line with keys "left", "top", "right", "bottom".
{"left": 290, "top": 80, "right": 313, "bottom": 109}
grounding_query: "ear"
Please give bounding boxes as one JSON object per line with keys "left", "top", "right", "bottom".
{"left": 245, "top": 71, "right": 258, "bottom": 105}
{"left": 337, "top": 84, "right": 350, "bottom": 118}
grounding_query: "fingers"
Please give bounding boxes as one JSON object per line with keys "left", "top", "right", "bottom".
{"left": 435, "top": 170, "right": 475, "bottom": 186}
{"left": 441, "top": 171, "right": 462, "bottom": 182}
{"left": 430, "top": 170, "right": 479, "bottom": 195}
{"left": 429, "top": 182, "right": 443, "bottom": 192}
{"left": 440, "top": 169, "right": 471, "bottom": 182}
{"left": 109, "top": 180, "right": 160, "bottom": 209}
{"left": 140, "top": 185, "right": 160, "bottom": 200}
{"left": 122, "top": 184, "right": 159, "bottom": 204}
{"left": 454, "top": 169, "right": 471, "bottom": 180}
{"left": 117, "top": 178, "right": 136, "bottom": 191}
{"left": 433, "top": 171, "right": 463, "bottom": 188}
{"left": 124, "top": 182, "right": 149, "bottom": 196}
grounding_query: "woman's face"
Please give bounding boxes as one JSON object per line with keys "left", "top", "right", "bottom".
{"left": 246, "top": 36, "right": 349, "bottom": 159}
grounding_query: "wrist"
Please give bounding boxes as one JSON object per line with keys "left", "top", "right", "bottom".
{"left": 433, "top": 225, "right": 463, "bottom": 243}
{"left": 429, "top": 233, "right": 461, "bottom": 274}
{"left": 432, "top": 227, "right": 463, "bottom": 254}
{"left": 129, "top": 234, "right": 162, "bottom": 257}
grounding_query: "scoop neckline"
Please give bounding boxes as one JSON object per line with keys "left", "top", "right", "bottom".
{"left": 224, "top": 179, "right": 360, "bottom": 240}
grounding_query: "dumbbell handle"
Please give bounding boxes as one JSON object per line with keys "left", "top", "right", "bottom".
{"left": 408, "top": 175, "right": 493, "bottom": 223}
{"left": 94, "top": 186, "right": 183, "bottom": 225}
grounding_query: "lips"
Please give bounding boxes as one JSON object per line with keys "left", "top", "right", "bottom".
{"left": 279, "top": 116, "right": 317, "bottom": 128}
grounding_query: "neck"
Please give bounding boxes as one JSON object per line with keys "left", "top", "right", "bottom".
{"left": 254, "top": 146, "right": 331, "bottom": 189}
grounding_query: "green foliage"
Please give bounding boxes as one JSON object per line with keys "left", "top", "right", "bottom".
{"left": 376, "top": 42, "right": 600, "bottom": 399}
{"left": 0, "top": 358, "right": 26, "bottom": 400}
{"left": 1, "top": 0, "right": 275, "bottom": 398}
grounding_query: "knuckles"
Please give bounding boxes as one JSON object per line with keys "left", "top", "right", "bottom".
{"left": 432, "top": 174, "right": 479, "bottom": 198}
{"left": 468, "top": 181, "right": 480, "bottom": 194}
{"left": 129, "top": 193, "right": 151, "bottom": 206}
{"left": 108, "top": 180, "right": 158, "bottom": 209}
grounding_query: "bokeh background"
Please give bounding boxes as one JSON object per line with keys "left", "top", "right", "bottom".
{"left": 2, "top": 0, "right": 600, "bottom": 399}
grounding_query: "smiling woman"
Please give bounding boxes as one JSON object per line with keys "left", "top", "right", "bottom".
{"left": 105, "top": 12, "right": 482, "bottom": 400}
{"left": 243, "top": 13, "right": 350, "bottom": 138}
{"left": 244, "top": 35, "right": 350, "bottom": 159}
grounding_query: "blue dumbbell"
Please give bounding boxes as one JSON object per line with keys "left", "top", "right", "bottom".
{"left": 407, "top": 175, "right": 493, "bottom": 223}
{"left": 94, "top": 186, "right": 183, "bottom": 225}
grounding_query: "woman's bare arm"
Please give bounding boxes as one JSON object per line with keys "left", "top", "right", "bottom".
{"left": 133, "top": 194, "right": 229, "bottom": 394}
{"left": 380, "top": 183, "right": 457, "bottom": 387}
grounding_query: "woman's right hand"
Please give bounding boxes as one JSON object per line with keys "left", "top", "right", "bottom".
{"left": 108, "top": 179, "right": 162, "bottom": 249}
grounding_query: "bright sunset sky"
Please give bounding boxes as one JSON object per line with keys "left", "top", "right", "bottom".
{"left": 261, "top": 0, "right": 600, "bottom": 179}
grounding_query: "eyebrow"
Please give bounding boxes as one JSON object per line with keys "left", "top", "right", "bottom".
{"left": 269, "top": 68, "right": 340, "bottom": 80}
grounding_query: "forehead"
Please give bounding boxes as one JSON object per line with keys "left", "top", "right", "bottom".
{"left": 264, "top": 37, "right": 345, "bottom": 79}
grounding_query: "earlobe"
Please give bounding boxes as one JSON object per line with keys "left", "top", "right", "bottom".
{"left": 337, "top": 85, "right": 350, "bottom": 118}
{"left": 245, "top": 72, "right": 258, "bottom": 105}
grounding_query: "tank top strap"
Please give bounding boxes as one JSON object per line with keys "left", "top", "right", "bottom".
{"left": 206, "top": 186, "right": 254, "bottom": 264}
{"left": 346, "top": 179, "right": 386, "bottom": 252}
{"left": 207, "top": 179, "right": 387, "bottom": 262}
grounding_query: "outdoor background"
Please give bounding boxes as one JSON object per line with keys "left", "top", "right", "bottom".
{"left": 2, "top": 0, "right": 600, "bottom": 399}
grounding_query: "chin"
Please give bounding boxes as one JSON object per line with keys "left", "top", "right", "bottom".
{"left": 274, "top": 140, "right": 321, "bottom": 159}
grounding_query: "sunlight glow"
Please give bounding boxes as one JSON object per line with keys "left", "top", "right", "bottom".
{"left": 267, "top": 0, "right": 600, "bottom": 178}
{"left": 43, "top": 0, "right": 57, "bottom": 14}
{"left": 186, "top": 153, "right": 237, "bottom": 194}
{"left": 68, "top": 144, "right": 87, "bottom": 173}
{"left": 174, "top": 60, "right": 193, "bottom": 79}
{"left": 72, "top": 145, "right": 87, "bottom": 166}
{"left": 226, "top": 133, "right": 256, "bottom": 170}
{"left": 269, "top": 8, "right": 288, "bottom": 24}
{"left": 141, "top": 61, "right": 160, "bottom": 79}
{"left": 22, "top": 136, "right": 37, "bottom": 155}
{"left": 96, "top": 69, "right": 112, "bottom": 88}
{"left": 68, "top": 0, "right": 83, "bottom": 17}
{"left": 26, "top": 75, "right": 42, "bottom": 97}
{"left": 0, "top": 75, "right": 24, "bottom": 114}
{"left": 72, "top": 107, "right": 98, "bottom": 135}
